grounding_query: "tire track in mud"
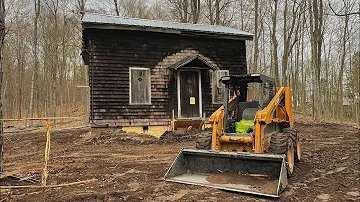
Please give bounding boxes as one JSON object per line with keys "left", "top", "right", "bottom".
{"left": 1, "top": 122, "right": 359, "bottom": 201}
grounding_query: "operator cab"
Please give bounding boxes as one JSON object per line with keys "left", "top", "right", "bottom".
{"left": 220, "top": 73, "right": 276, "bottom": 135}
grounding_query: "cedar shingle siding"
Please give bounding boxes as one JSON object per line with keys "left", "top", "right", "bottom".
{"left": 83, "top": 28, "right": 248, "bottom": 126}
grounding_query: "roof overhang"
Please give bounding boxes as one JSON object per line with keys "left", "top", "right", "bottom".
{"left": 81, "top": 13, "right": 254, "bottom": 41}
{"left": 168, "top": 54, "right": 219, "bottom": 71}
{"left": 83, "top": 23, "right": 254, "bottom": 41}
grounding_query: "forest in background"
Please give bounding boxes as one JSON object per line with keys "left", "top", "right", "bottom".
{"left": 1, "top": 0, "right": 359, "bottom": 124}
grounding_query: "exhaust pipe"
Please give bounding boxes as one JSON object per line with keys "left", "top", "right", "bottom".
{"left": 164, "top": 149, "right": 288, "bottom": 197}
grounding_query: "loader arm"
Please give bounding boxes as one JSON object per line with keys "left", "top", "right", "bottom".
{"left": 253, "top": 87, "right": 294, "bottom": 153}
{"left": 208, "top": 95, "right": 240, "bottom": 150}
{"left": 254, "top": 87, "right": 293, "bottom": 126}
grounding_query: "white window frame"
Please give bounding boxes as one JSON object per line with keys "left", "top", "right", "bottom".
{"left": 129, "top": 67, "right": 151, "bottom": 105}
{"left": 212, "top": 70, "right": 229, "bottom": 104}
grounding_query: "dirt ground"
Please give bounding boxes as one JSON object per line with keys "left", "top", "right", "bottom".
{"left": 0, "top": 122, "right": 359, "bottom": 202}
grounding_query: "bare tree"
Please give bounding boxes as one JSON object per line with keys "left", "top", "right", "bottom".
{"left": 281, "top": 0, "right": 303, "bottom": 86}
{"left": 215, "top": 0, "right": 220, "bottom": 24}
{"left": 329, "top": 2, "right": 360, "bottom": 16}
{"left": 206, "top": 0, "right": 214, "bottom": 24}
{"left": 204, "top": 0, "right": 234, "bottom": 25}
{"left": 115, "top": 0, "right": 153, "bottom": 19}
{"left": 0, "top": 0, "right": 88, "bottom": 129}
{"left": 77, "top": 0, "right": 86, "bottom": 12}
{"left": 45, "top": 0, "right": 60, "bottom": 124}
{"left": 167, "top": 0, "right": 189, "bottom": 23}
{"left": 29, "top": 0, "right": 41, "bottom": 126}
{"left": 114, "top": 0, "right": 120, "bottom": 16}
{"left": 190, "top": 0, "right": 200, "bottom": 23}
{"left": 271, "top": 0, "right": 280, "bottom": 86}
{"left": 252, "top": 0, "right": 259, "bottom": 73}
{"left": 308, "top": 0, "right": 324, "bottom": 121}
{"left": 336, "top": 1, "right": 351, "bottom": 121}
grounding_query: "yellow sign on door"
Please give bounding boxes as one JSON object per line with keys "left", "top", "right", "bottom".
{"left": 190, "top": 97, "right": 196, "bottom": 105}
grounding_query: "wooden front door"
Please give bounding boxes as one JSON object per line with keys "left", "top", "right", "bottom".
{"left": 179, "top": 71, "right": 201, "bottom": 118}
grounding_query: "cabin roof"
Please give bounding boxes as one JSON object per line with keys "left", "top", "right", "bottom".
{"left": 82, "top": 13, "right": 253, "bottom": 40}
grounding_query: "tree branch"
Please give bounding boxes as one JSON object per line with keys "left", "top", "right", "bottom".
{"left": 328, "top": 2, "right": 359, "bottom": 16}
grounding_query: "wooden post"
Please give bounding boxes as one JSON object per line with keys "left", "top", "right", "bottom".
{"left": 171, "top": 109, "right": 175, "bottom": 131}
{"left": 41, "top": 119, "right": 51, "bottom": 187}
{"left": 203, "top": 113, "right": 206, "bottom": 130}
{"left": 0, "top": 0, "right": 5, "bottom": 174}
{"left": 356, "top": 96, "right": 359, "bottom": 124}
{"left": 0, "top": 71, "right": 2, "bottom": 174}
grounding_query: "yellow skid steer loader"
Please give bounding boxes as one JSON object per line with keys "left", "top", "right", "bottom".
{"left": 165, "top": 74, "right": 301, "bottom": 197}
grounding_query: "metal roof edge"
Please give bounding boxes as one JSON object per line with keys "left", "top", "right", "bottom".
{"left": 82, "top": 23, "right": 254, "bottom": 41}
{"left": 81, "top": 13, "right": 254, "bottom": 40}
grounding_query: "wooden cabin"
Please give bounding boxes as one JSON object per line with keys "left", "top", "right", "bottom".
{"left": 81, "top": 13, "right": 253, "bottom": 136}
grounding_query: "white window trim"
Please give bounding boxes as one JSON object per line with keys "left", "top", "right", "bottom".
{"left": 129, "top": 67, "right": 151, "bottom": 105}
{"left": 212, "top": 70, "right": 229, "bottom": 104}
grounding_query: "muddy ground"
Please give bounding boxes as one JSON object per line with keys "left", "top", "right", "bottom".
{"left": 0, "top": 122, "right": 359, "bottom": 202}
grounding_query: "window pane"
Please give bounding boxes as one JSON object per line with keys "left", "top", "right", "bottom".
{"left": 248, "top": 83, "right": 261, "bottom": 101}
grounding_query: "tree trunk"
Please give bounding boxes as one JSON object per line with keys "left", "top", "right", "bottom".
{"left": 337, "top": 11, "right": 349, "bottom": 122}
{"left": 29, "top": 0, "right": 40, "bottom": 125}
{"left": 271, "top": 0, "right": 280, "bottom": 86}
{"left": 308, "top": 0, "right": 323, "bottom": 121}
{"left": 0, "top": 0, "right": 5, "bottom": 174}
{"left": 294, "top": 32, "right": 300, "bottom": 111}
{"left": 282, "top": 0, "right": 288, "bottom": 86}
{"left": 49, "top": 0, "right": 59, "bottom": 126}
{"left": 239, "top": 0, "right": 244, "bottom": 30}
{"left": 301, "top": 11, "right": 306, "bottom": 114}
{"left": 16, "top": 17, "right": 24, "bottom": 119}
{"left": 114, "top": 0, "right": 120, "bottom": 16}
{"left": 281, "top": 0, "right": 301, "bottom": 86}
{"left": 253, "top": 0, "right": 259, "bottom": 73}
{"left": 182, "top": 0, "right": 189, "bottom": 23}
{"left": 207, "top": 0, "right": 214, "bottom": 24}
{"left": 191, "top": 0, "right": 200, "bottom": 23}
{"left": 215, "top": 0, "right": 220, "bottom": 25}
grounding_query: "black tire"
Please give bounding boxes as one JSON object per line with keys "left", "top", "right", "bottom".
{"left": 283, "top": 127, "right": 301, "bottom": 163}
{"left": 195, "top": 132, "right": 212, "bottom": 150}
{"left": 268, "top": 133, "right": 289, "bottom": 154}
{"left": 283, "top": 128, "right": 296, "bottom": 142}
{"left": 268, "top": 132, "right": 294, "bottom": 177}
{"left": 286, "top": 142, "right": 295, "bottom": 177}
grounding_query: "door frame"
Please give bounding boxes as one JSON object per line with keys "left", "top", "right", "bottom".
{"left": 177, "top": 69, "right": 202, "bottom": 118}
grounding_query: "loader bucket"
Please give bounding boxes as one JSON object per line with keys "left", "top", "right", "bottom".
{"left": 164, "top": 149, "right": 288, "bottom": 197}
